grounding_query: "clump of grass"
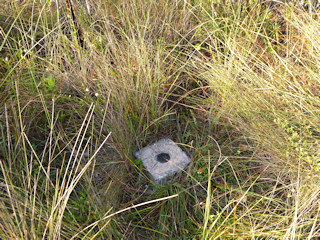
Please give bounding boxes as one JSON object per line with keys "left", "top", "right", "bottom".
{"left": 180, "top": 0, "right": 320, "bottom": 238}
{"left": 0, "top": 97, "right": 111, "bottom": 238}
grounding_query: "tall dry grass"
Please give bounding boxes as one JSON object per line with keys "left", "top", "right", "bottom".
{"left": 1, "top": 0, "right": 320, "bottom": 239}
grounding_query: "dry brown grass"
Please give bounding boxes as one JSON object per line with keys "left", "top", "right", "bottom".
{"left": 1, "top": 0, "right": 320, "bottom": 239}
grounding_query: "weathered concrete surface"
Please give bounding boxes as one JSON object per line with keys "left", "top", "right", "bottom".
{"left": 135, "top": 139, "right": 190, "bottom": 184}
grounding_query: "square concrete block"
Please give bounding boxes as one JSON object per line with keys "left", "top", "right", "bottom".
{"left": 135, "top": 139, "right": 190, "bottom": 184}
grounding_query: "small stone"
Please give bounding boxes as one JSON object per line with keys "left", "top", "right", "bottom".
{"left": 84, "top": 151, "right": 89, "bottom": 158}
{"left": 135, "top": 139, "right": 190, "bottom": 184}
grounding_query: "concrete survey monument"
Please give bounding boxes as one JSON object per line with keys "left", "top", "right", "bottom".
{"left": 135, "top": 139, "right": 190, "bottom": 184}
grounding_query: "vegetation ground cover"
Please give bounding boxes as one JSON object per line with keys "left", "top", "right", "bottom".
{"left": 1, "top": 0, "right": 320, "bottom": 239}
